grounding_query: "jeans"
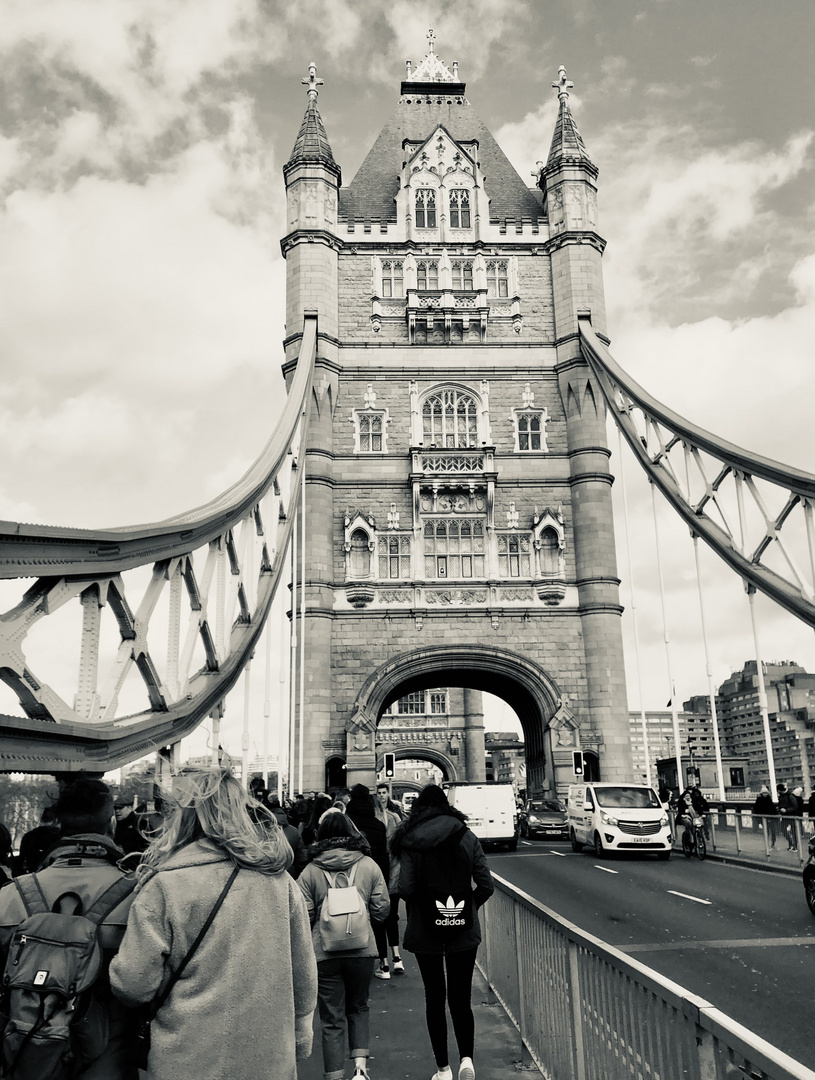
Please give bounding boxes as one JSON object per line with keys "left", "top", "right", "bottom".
{"left": 373, "top": 894, "right": 401, "bottom": 957}
{"left": 317, "top": 956, "right": 374, "bottom": 1080}
{"left": 415, "top": 947, "right": 478, "bottom": 1067}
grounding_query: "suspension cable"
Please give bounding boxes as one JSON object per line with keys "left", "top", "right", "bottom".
{"left": 297, "top": 443, "right": 307, "bottom": 797}
{"left": 289, "top": 498, "right": 298, "bottom": 798}
{"left": 650, "top": 481, "right": 684, "bottom": 791}
{"left": 617, "top": 426, "right": 651, "bottom": 788}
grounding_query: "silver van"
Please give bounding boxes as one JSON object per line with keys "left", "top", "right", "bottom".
{"left": 445, "top": 783, "right": 519, "bottom": 851}
{"left": 567, "top": 782, "right": 671, "bottom": 859}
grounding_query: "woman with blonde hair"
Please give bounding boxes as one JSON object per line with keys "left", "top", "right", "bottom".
{"left": 110, "top": 768, "right": 317, "bottom": 1080}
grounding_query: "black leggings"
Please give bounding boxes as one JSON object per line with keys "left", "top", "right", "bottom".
{"left": 415, "top": 948, "right": 478, "bottom": 1066}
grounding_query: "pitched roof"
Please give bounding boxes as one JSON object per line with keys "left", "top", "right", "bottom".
{"left": 339, "top": 95, "right": 543, "bottom": 225}
{"left": 286, "top": 97, "right": 341, "bottom": 180}
{"left": 546, "top": 94, "right": 593, "bottom": 169}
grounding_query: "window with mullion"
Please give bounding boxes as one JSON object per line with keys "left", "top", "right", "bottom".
{"left": 416, "top": 260, "right": 439, "bottom": 290}
{"left": 415, "top": 189, "right": 437, "bottom": 229}
{"left": 486, "top": 260, "right": 509, "bottom": 298}
{"left": 359, "top": 412, "right": 383, "bottom": 452}
{"left": 451, "top": 260, "right": 473, "bottom": 290}
{"left": 422, "top": 389, "right": 478, "bottom": 447}
{"left": 423, "top": 518, "right": 486, "bottom": 579}
{"left": 377, "top": 535, "right": 411, "bottom": 579}
{"left": 449, "top": 189, "right": 471, "bottom": 229}
{"left": 498, "top": 534, "right": 531, "bottom": 578}
{"left": 517, "top": 412, "right": 542, "bottom": 451}
{"left": 381, "top": 260, "right": 404, "bottom": 297}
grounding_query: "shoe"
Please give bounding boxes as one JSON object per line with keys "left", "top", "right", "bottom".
{"left": 431, "top": 1070, "right": 452, "bottom": 1080}
{"left": 353, "top": 1069, "right": 369, "bottom": 1079}
{"left": 374, "top": 963, "right": 390, "bottom": 980}
{"left": 392, "top": 957, "right": 405, "bottom": 974}
{"left": 458, "top": 1057, "right": 475, "bottom": 1080}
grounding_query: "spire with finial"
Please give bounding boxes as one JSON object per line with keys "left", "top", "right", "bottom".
{"left": 545, "top": 64, "right": 593, "bottom": 170}
{"left": 285, "top": 60, "right": 340, "bottom": 179}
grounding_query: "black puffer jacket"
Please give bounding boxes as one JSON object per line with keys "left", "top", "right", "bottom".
{"left": 393, "top": 807, "right": 494, "bottom": 955}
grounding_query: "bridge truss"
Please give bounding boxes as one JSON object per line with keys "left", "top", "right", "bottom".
{"left": 0, "top": 317, "right": 316, "bottom": 774}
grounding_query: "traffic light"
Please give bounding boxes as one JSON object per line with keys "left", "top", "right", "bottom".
{"left": 573, "top": 750, "right": 584, "bottom": 776}
{"left": 384, "top": 752, "right": 396, "bottom": 778}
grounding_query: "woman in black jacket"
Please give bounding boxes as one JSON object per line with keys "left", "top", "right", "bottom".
{"left": 391, "top": 785, "right": 494, "bottom": 1080}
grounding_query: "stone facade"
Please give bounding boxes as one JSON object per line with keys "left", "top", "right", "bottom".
{"left": 282, "top": 49, "right": 632, "bottom": 795}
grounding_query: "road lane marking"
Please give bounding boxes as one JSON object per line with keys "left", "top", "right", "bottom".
{"left": 667, "top": 890, "right": 711, "bottom": 905}
{"left": 594, "top": 865, "right": 619, "bottom": 874}
{"left": 624, "top": 937, "right": 815, "bottom": 953}
{"left": 549, "top": 850, "right": 567, "bottom": 857}
{"left": 521, "top": 840, "right": 532, "bottom": 846}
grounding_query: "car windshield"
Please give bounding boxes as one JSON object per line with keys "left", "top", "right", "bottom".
{"left": 595, "top": 787, "right": 659, "bottom": 809}
{"left": 529, "top": 800, "right": 565, "bottom": 812}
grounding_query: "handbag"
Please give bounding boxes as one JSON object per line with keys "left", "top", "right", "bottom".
{"left": 134, "top": 864, "right": 239, "bottom": 1071}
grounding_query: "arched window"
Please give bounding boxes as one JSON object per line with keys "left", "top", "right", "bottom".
{"left": 486, "top": 260, "right": 509, "bottom": 297}
{"left": 358, "top": 413, "right": 382, "bottom": 452}
{"left": 415, "top": 189, "right": 436, "bottom": 228}
{"left": 451, "top": 260, "right": 473, "bottom": 290}
{"left": 449, "top": 189, "right": 471, "bottom": 229}
{"left": 539, "top": 527, "right": 559, "bottom": 575}
{"left": 349, "top": 529, "right": 370, "bottom": 578}
{"left": 517, "top": 412, "right": 542, "bottom": 450}
{"left": 422, "top": 388, "right": 478, "bottom": 447}
{"left": 381, "top": 260, "right": 404, "bottom": 297}
{"left": 416, "top": 260, "right": 439, "bottom": 290}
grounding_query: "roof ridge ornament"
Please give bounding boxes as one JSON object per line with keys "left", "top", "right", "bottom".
{"left": 552, "top": 65, "right": 574, "bottom": 100}
{"left": 302, "top": 60, "right": 324, "bottom": 101}
{"left": 405, "top": 27, "right": 458, "bottom": 84}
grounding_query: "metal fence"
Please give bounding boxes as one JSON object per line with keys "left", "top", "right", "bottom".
{"left": 479, "top": 873, "right": 815, "bottom": 1080}
{"left": 673, "top": 811, "right": 814, "bottom": 869}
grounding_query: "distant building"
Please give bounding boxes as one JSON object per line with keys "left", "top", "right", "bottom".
{"left": 627, "top": 707, "right": 717, "bottom": 786}
{"left": 485, "top": 731, "right": 525, "bottom": 794}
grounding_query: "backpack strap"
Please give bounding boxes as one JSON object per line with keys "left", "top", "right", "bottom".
{"left": 83, "top": 874, "right": 137, "bottom": 926}
{"left": 321, "top": 862, "right": 358, "bottom": 889}
{"left": 12, "top": 874, "right": 50, "bottom": 917}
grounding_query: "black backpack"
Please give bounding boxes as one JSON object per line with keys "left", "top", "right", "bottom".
{"left": 0, "top": 873, "right": 135, "bottom": 1079}
{"left": 415, "top": 824, "right": 474, "bottom": 939}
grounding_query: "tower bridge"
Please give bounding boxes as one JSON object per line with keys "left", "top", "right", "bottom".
{"left": 0, "top": 40, "right": 813, "bottom": 798}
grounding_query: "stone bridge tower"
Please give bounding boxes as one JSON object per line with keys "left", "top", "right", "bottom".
{"left": 282, "top": 39, "right": 632, "bottom": 795}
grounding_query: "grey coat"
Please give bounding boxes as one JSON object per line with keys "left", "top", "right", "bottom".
{"left": 109, "top": 839, "right": 317, "bottom": 1080}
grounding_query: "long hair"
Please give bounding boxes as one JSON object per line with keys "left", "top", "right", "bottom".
{"left": 139, "top": 768, "right": 292, "bottom": 878}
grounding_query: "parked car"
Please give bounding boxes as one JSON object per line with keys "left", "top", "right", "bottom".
{"left": 804, "top": 835, "right": 815, "bottom": 916}
{"left": 519, "top": 798, "right": 568, "bottom": 840}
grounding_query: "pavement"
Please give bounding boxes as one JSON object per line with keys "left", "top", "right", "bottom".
{"left": 298, "top": 952, "right": 536, "bottom": 1080}
{"left": 675, "top": 818, "right": 812, "bottom": 877}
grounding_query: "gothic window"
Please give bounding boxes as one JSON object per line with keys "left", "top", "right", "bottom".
{"left": 539, "top": 527, "right": 560, "bottom": 575}
{"left": 398, "top": 691, "right": 426, "bottom": 715}
{"left": 358, "top": 413, "right": 383, "bottom": 452}
{"left": 448, "top": 189, "right": 471, "bottom": 229}
{"left": 422, "top": 388, "right": 478, "bottom": 447}
{"left": 486, "top": 260, "right": 509, "bottom": 297}
{"left": 498, "top": 534, "right": 531, "bottom": 578}
{"left": 416, "top": 260, "right": 439, "bottom": 290}
{"left": 423, "top": 518, "right": 486, "bottom": 579}
{"left": 377, "top": 535, "right": 411, "bottom": 579}
{"left": 451, "top": 260, "right": 473, "bottom": 290}
{"left": 349, "top": 529, "right": 371, "bottom": 578}
{"left": 517, "top": 412, "right": 542, "bottom": 451}
{"left": 381, "top": 260, "right": 404, "bottom": 297}
{"left": 429, "top": 691, "right": 447, "bottom": 714}
{"left": 415, "top": 188, "right": 437, "bottom": 228}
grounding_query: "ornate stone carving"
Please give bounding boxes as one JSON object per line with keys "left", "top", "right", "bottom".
{"left": 345, "top": 582, "right": 376, "bottom": 608}
{"left": 497, "top": 588, "right": 534, "bottom": 601}
{"left": 536, "top": 578, "right": 566, "bottom": 605}
{"left": 425, "top": 589, "right": 488, "bottom": 606}
{"left": 377, "top": 589, "right": 412, "bottom": 603}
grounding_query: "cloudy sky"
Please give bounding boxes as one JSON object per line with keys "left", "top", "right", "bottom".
{"left": 0, "top": 0, "right": 813, "bottom": 762}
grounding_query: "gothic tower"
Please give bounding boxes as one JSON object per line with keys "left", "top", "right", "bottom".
{"left": 281, "top": 37, "right": 632, "bottom": 795}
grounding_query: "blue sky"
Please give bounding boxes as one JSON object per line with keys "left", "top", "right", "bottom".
{"left": 0, "top": 1, "right": 812, "bottom": 758}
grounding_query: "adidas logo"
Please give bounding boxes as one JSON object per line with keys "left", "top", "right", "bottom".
{"left": 435, "top": 895, "right": 465, "bottom": 918}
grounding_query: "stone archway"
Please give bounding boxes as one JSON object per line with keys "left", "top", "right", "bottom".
{"left": 344, "top": 644, "right": 565, "bottom": 792}
{"left": 377, "top": 746, "right": 458, "bottom": 784}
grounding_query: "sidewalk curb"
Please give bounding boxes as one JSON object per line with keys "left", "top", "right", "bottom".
{"left": 672, "top": 845, "right": 804, "bottom": 878}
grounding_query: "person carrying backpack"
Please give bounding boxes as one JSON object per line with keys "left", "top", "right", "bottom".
{"left": 109, "top": 768, "right": 316, "bottom": 1080}
{"left": 298, "top": 811, "right": 389, "bottom": 1080}
{"left": 391, "top": 784, "right": 494, "bottom": 1080}
{"left": 0, "top": 779, "right": 138, "bottom": 1080}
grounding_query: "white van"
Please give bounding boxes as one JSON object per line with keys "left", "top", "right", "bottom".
{"left": 567, "top": 782, "right": 671, "bottom": 859}
{"left": 445, "top": 783, "right": 519, "bottom": 851}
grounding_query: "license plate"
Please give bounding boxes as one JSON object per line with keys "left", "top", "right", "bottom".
{"left": 630, "top": 837, "right": 652, "bottom": 843}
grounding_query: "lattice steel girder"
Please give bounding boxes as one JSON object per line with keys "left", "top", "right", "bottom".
{"left": 0, "top": 316, "right": 317, "bottom": 771}
{"left": 578, "top": 316, "right": 815, "bottom": 628}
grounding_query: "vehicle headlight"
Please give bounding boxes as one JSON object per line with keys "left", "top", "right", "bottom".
{"left": 600, "top": 812, "right": 619, "bottom": 826}
{"left": 659, "top": 814, "right": 669, "bottom": 827}
{"left": 528, "top": 815, "right": 540, "bottom": 823}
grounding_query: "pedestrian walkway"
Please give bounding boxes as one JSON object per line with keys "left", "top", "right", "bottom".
{"left": 298, "top": 953, "right": 536, "bottom": 1080}
{"left": 681, "top": 814, "right": 812, "bottom": 877}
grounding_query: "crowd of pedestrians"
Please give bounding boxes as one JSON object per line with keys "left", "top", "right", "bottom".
{"left": 0, "top": 772, "right": 493, "bottom": 1080}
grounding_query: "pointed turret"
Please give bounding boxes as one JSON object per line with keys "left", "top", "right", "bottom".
{"left": 546, "top": 66, "right": 594, "bottom": 170}
{"left": 284, "top": 62, "right": 341, "bottom": 183}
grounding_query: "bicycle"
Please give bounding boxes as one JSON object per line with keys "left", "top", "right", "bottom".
{"left": 681, "top": 814, "right": 707, "bottom": 860}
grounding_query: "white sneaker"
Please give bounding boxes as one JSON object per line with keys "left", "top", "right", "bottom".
{"left": 458, "top": 1058, "right": 475, "bottom": 1080}
{"left": 374, "top": 963, "right": 390, "bottom": 980}
{"left": 392, "top": 957, "right": 405, "bottom": 974}
{"left": 431, "top": 1069, "right": 453, "bottom": 1080}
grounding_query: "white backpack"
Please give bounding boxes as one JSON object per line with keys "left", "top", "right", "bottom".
{"left": 318, "top": 863, "right": 371, "bottom": 952}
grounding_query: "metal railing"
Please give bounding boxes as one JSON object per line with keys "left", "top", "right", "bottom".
{"left": 479, "top": 873, "right": 815, "bottom": 1080}
{"left": 672, "top": 811, "right": 815, "bottom": 868}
